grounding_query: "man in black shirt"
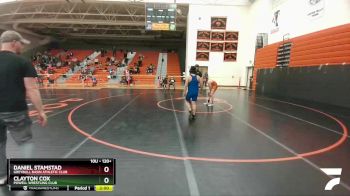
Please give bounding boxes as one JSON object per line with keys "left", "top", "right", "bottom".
{"left": 0, "top": 30, "right": 47, "bottom": 185}
{"left": 195, "top": 64, "right": 203, "bottom": 90}
{"left": 195, "top": 64, "right": 202, "bottom": 77}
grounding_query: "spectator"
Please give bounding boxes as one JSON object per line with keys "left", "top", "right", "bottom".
{"left": 158, "top": 76, "right": 163, "bottom": 87}
{"left": 112, "top": 46, "right": 117, "bottom": 57}
{"left": 147, "top": 65, "right": 153, "bottom": 74}
{"left": 169, "top": 76, "right": 176, "bottom": 90}
{"left": 101, "top": 48, "right": 105, "bottom": 57}
{"left": 125, "top": 69, "right": 131, "bottom": 86}
{"left": 92, "top": 76, "right": 97, "bottom": 87}
{"left": 111, "top": 56, "right": 115, "bottom": 64}
{"left": 203, "top": 72, "right": 208, "bottom": 87}
{"left": 47, "top": 74, "right": 55, "bottom": 87}
{"left": 0, "top": 31, "right": 47, "bottom": 186}
{"left": 162, "top": 75, "right": 168, "bottom": 89}
{"left": 120, "top": 76, "right": 127, "bottom": 85}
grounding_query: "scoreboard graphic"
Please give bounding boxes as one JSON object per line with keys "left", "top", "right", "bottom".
{"left": 7, "top": 158, "right": 115, "bottom": 191}
{"left": 145, "top": 3, "right": 176, "bottom": 31}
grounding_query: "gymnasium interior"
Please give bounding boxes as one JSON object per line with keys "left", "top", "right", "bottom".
{"left": 0, "top": 0, "right": 350, "bottom": 195}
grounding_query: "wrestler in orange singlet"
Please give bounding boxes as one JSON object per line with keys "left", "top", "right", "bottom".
{"left": 205, "top": 80, "right": 218, "bottom": 106}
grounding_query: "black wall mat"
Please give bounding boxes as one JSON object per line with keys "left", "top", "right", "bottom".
{"left": 256, "top": 65, "right": 350, "bottom": 108}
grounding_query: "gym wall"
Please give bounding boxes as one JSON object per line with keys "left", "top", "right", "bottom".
{"left": 254, "top": 23, "right": 350, "bottom": 108}
{"left": 186, "top": 4, "right": 251, "bottom": 86}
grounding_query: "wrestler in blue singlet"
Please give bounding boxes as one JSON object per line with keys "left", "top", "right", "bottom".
{"left": 186, "top": 74, "right": 199, "bottom": 102}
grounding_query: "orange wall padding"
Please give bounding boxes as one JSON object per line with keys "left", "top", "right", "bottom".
{"left": 253, "top": 23, "right": 350, "bottom": 89}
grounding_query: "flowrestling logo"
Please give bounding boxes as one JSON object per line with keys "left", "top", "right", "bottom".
{"left": 320, "top": 168, "right": 342, "bottom": 190}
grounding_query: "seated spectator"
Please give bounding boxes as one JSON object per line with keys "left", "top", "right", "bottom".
{"left": 158, "top": 76, "right": 163, "bottom": 87}
{"left": 101, "top": 48, "right": 105, "bottom": 57}
{"left": 47, "top": 66, "right": 55, "bottom": 74}
{"left": 109, "top": 69, "right": 115, "bottom": 78}
{"left": 111, "top": 69, "right": 116, "bottom": 78}
{"left": 138, "top": 54, "right": 144, "bottom": 61}
{"left": 47, "top": 74, "right": 55, "bottom": 87}
{"left": 137, "top": 59, "right": 143, "bottom": 67}
{"left": 169, "top": 76, "right": 176, "bottom": 90}
{"left": 129, "top": 75, "right": 135, "bottom": 86}
{"left": 134, "top": 66, "right": 140, "bottom": 74}
{"left": 80, "top": 74, "right": 89, "bottom": 86}
{"left": 53, "top": 56, "right": 58, "bottom": 64}
{"left": 146, "top": 66, "right": 153, "bottom": 74}
{"left": 162, "top": 75, "right": 168, "bottom": 89}
{"left": 120, "top": 76, "right": 126, "bottom": 84}
{"left": 71, "top": 57, "right": 77, "bottom": 63}
{"left": 92, "top": 76, "right": 98, "bottom": 87}
{"left": 129, "top": 67, "right": 134, "bottom": 74}
{"left": 125, "top": 69, "right": 131, "bottom": 86}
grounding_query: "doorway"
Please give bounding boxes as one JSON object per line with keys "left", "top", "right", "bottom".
{"left": 246, "top": 66, "right": 254, "bottom": 89}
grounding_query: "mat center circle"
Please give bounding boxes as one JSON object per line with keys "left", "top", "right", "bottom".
{"left": 157, "top": 97, "right": 233, "bottom": 114}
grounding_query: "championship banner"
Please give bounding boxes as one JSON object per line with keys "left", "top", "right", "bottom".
{"left": 211, "top": 17, "right": 227, "bottom": 30}
{"left": 211, "top": 32, "right": 225, "bottom": 41}
{"left": 196, "top": 52, "right": 209, "bottom": 61}
{"left": 211, "top": 42, "right": 224, "bottom": 52}
{"left": 224, "top": 42, "right": 238, "bottom": 51}
{"left": 224, "top": 53, "right": 237, "bottom": 62}
{"left": 197, "top": 30, "right": 211, "bottom": 40}
{"left": 197, "top": 42, "right": 210, "bottom": 51}
{"left": 225, "top": 31, "right": 239, "bottom": 41}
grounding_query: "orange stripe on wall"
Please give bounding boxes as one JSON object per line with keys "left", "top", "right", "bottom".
{"left": 253, "top": 23, "right": 350, "bottom": 90}
{"left": 292, "top": 23, "right": 350, "bottom": 42}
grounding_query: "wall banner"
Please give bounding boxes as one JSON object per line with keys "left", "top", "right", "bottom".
{"left": 307, "top": 0, "right": 325, "bottom": 20}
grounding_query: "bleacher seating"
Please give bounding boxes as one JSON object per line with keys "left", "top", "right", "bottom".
{"left": 167, "top": 52, "right": 182, "bottom": 86}
{"left": 34, "top": 49, "right": 183, "bottom": 88}
{"left": 127, "top": 51, "right": 159, "bottom": 86}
